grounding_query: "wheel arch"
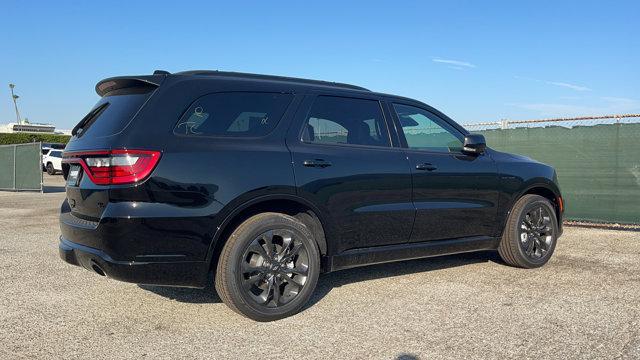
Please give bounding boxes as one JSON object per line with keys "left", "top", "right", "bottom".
{"left": 207, "top": 194, "right": 331, "bottom": 272}
{"left": 496, "top": 182, "right": 564, "bottom": 243}
{"left": 517, "top": 182, "right": 563, "bottom": 228}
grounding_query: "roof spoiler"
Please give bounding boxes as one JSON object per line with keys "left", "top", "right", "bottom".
{"left": 95, "top": 74, "right": 166, "bottom": 97}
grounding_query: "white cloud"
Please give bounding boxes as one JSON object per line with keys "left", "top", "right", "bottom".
{"left": 515, "top": 75, "right": 592, "bottom": 91}
{"left": 546, "top": 81, "right": 591, "bottom": 92}
{"left": 432, "top": 58, "right": 476, "bottom": 68}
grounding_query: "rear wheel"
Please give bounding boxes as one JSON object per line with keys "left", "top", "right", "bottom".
{"left": 498, "top": 194, "right": 558, "bottom": 268}
{"left": 215, "top": 212, "right": 320, "bottom": 321}
{"left": 46, "top": 163, "right": 55, "bottom": 175}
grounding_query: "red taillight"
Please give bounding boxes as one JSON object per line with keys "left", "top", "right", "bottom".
{"left": 63, "top": 149, "right": 161, "bottom": 185}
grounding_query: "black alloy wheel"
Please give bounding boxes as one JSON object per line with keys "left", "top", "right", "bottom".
{"left": 215, "top": 212, "right": 320, "bottom": 321}
{"left": 519, "top": 205, "right": 554, "bottom": 260}
{"left": 239, "top": 229, "right": 310, "bottom": 308}
{"left": 498, "top": 194, "right": 558, "bottom": 268}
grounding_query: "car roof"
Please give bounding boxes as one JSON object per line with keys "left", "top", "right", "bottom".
{"left": 173, "top": 70, "right": 370, "bottom": 92}
{"left": 171, "top": 71, "right": 429, "bottom": 105}
{"left": 96, "top": 70, "right": 432, "bottom": 108}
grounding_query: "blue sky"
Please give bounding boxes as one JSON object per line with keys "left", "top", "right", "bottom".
{"left": 1, "top": 0, "right": 639, "bottom": 129}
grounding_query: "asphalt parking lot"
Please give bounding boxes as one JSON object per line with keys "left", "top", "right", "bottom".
{"left": 1, "top": 174, "right": 639, "bottom": 359}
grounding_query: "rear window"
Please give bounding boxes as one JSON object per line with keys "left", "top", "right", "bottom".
{"left": 73, "top": 92, "right": 151, "bottom": 138}
{"left": 174, "top": 92, "right": 293, "bottom": 137}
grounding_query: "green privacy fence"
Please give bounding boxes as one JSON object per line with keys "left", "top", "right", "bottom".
{"left": 467, "top": 115, "right": 640, "bottom": 224}
{"left": 0, "top": 142, "right": 42, "bottom": 191}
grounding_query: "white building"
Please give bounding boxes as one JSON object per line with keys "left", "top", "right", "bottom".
{"left": 0, "top": 122, "right": 58, "bottom": 134}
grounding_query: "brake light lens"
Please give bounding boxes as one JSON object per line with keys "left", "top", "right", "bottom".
{"left": 63, "top": 150, "right": 161, "bottom": 185}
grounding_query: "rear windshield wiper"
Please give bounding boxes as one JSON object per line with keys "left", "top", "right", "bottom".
{"left": 72, "top": 103, "right": 109, "bottom": 136}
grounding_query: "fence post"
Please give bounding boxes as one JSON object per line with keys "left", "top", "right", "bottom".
{"left": 614, "top": 117, "right": 621, "bottom": 220}
{"left": 12, "top": 144, "right": 17, "bottom": 191}
{"left": 39, "top": 142, "right": 43, "bottom": 193}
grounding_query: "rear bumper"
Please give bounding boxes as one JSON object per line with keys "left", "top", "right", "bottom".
{"left": 59, "top": 237, "right": 209, "bottom": 288}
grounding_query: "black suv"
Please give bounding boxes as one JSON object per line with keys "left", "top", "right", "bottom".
{"left": 59, "top": 70, "right": 563, "bottom": 321}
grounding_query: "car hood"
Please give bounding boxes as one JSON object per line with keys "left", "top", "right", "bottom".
{"left": 489, "top": 149, "right": 541, "bottom": 164}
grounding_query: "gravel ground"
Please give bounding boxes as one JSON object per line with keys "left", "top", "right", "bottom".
{"left": 1, "top": 174, "right": 639, "bottom": 359}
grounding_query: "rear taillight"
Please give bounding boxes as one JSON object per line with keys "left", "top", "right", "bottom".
{"left": 63, "top": 149, "right": 161, "bottom": 185}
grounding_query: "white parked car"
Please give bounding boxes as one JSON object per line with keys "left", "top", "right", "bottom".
{"left": 42, "top": 149, "right": 63, "bottom": 175}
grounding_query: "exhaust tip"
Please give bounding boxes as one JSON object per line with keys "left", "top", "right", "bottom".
{"left": 91, "top": 262, "right": 106, "bottom": 276}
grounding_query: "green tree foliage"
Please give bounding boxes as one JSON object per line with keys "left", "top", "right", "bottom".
{"left": 0, "top": 133, "right": 71, "bottom": 145}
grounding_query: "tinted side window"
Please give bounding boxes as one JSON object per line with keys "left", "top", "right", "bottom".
{"left": 174, "top": 92, "right": 293, "bottom": 137}
{"left": 302, "top": 96, "right": 390, "bottom": 147}
{"left": 393, "top": 104, "right": 463, "bottom": 152}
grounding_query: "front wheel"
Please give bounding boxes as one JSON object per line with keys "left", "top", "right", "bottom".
{"left": 215, "top": 212, "right": 320, "bottom": 321}
{"left": 498, "top": 194, "right": 559, "bottom": 268}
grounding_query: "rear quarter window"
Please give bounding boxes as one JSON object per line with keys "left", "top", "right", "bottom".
{"left": 174, "top": 92, "right": 293, "bottom": 137}
{"left": 73, "top": 91, "right": 152, "bottom": 138}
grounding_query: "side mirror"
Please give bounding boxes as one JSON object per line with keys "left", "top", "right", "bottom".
{"left": 462, "top": 134, "right": 486, "bottom": 155}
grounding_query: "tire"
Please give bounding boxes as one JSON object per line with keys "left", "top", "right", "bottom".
{"left": 46, "top": 163, "right": 55, "bottom": 175}
{"left": 215, "top": 212, "right": 321, "bottom": 321}
{"left": 498, "top": 194, "right": 559, "bottom": 268}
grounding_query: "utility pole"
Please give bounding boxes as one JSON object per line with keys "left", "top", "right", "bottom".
{"left": 9, "top": 83, "right": 22, "bottom": 124}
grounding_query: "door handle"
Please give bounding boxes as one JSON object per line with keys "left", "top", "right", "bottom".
{"left": 303, "top": 159, "right": 332, "bottom": 168}
{"left": 415, "top": 163, "right": 437, "bottom": 171}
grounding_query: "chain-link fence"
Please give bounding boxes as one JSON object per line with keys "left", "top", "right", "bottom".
{"left": 0, "top": 142, "right": 43, "bottom": 192}
{"left": 464, "top": 114, "right": 640, "bottom": 225}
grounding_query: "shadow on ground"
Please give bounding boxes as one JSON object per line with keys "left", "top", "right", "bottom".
{"left": 139, "top": 251, "right": 502, "bottom": 306}
{"left": 43, "top": 185, "right": 66, "bottom": 193}
{"left": 396, "top": 354, "right": 420, "bottom": 360}
{"left": 307, "top": 250, "right": 501, "bottom": 307}
{"left": 139, "top": 273, "right": 221, "bottom": 304}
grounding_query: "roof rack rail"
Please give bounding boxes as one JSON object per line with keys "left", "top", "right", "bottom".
{"left": 173, "top": 70, "right": 370, "bottom": 91}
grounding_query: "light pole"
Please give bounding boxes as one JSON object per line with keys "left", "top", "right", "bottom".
{"left": 9, "top": 83, "right": 22, "bottom": 124}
